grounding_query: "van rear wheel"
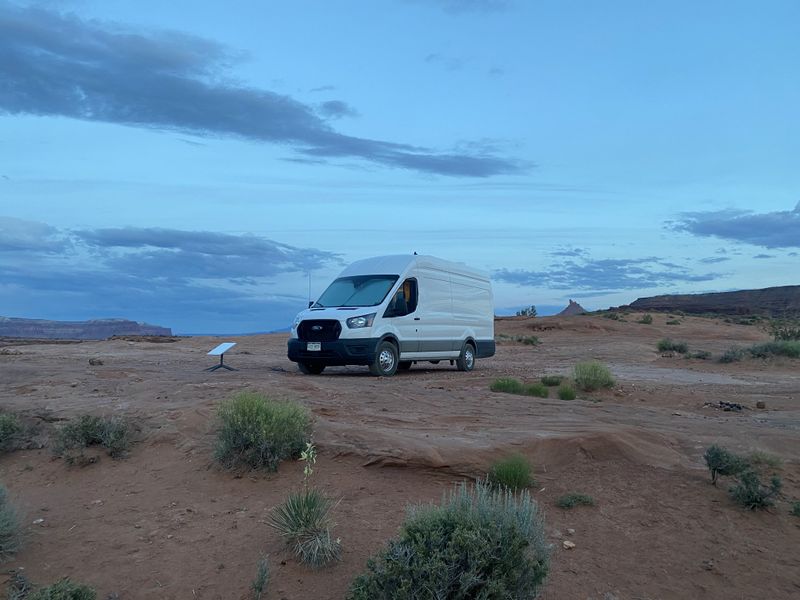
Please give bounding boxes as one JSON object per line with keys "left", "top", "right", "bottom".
{"left": 298, "top": 362, "right": 325, "bottom": 375}
{"left": 456, "top": 342, "right": 476, "bottom": 372}
{"left": 369, "top": 341, "right": 398, "bottom": 376}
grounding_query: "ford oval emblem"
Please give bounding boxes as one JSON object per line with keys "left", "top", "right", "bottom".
{"left": 311, "top": 325, "right": 323, "bottom": 331}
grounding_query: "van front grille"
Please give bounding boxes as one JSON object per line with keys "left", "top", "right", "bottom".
{"left": 297, "top": 320, "right": 341, "bottom": 342}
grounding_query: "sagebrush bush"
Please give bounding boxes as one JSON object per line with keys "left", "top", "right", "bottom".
{"left": 348, "top": 482, "right": 550, "bottom": 600}
{"left": 556, "top": 493, "right": 595, "bottom": 509}
{"left": 729, "top": 471, "right": 782, "bottom": 510}
{"left": 704, "top": 445, "right": 749, "bottom": 485}
{"left": 540, "top": 375, "right": 563, "bottom": 387}
{"left": 28, "top": 578, "right": 96, "bottom": 600}
{"left": 524, "top": 382, "right": 549, "bottom": 398}
{"left": 53, "top": 415, "right": 130, "bottom": 461}
{"left": 0, "top": 413, "right": 22, "bottom": 453}
{"left": 269, "top": 488, "right": 340, "bottom": 568}
{"left": 657, "top": 338, "right": 688, "bottom": 353}
{"left": 490, "top": 378, "right": 524, "bottom": 394}
{"left": 215, "top": 392, "right": 311, "bottom": 471}
{"left": 489, "top": 455, "right": 534, "bottom": 490}
{"left": 637, "top": 314, "right": 653, "bottom": 324}
{"left": 719, "top": 347, "right": 745, "bottom": 363}
{"left": 557, "top": 384, "right": 576, "bottom": 400}
{"left": 748, "top": 341, "right": 800, "bottom": 359}
{"left": 573, "top": 361, "right": 614, "bottom": 391}
{"left": 0, "top": 484, "right": 21, "bottom": 562}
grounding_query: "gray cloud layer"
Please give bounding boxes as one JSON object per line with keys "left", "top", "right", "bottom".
{"left": 672, "top": 203, "right": 800, "bottom": 249}
{"left": 495, "top": 256, "right": 721, "bottom": 293}
{"left": 0, "top": 4, "right": 521, "bottom": 177}
{"left": 0, "top": 217, "right": 338, "bottom": 332}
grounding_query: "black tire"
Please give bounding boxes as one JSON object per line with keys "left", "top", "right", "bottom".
{"left": 398, "top": 361, "right": 412, "bottom": 371}
{"left": 456, "top": 342, "right": 476, "bottom": 372}
{"left": 298, "top": 362, "right": 325, "bottom": 375}
{"left": 369, "top": 341, "right": 399, "bottom": 376}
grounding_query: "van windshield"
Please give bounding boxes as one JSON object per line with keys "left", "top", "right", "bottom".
{"left": 314, "top": 275, "right": 399, "bottom": 308}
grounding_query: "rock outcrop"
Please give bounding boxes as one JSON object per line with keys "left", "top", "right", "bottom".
{"left": 558, "top": 299, "right": 587, "bottom": 316}
{"left": 627, "top": 285, "right": 800, "bottom": 317}
{"left": 0, "top": 317, "right": 172, "bottom": 340}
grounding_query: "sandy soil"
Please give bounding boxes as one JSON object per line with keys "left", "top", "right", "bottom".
{"left": 1, "top": 313, "right": 799, "bottom": 599}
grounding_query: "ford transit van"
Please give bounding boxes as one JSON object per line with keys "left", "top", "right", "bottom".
{"left": 287, "top": 255, "right": 495, "bottom": 376}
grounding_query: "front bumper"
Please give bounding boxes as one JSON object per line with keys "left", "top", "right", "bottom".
{"left": 287, "top": 337, "right": 379, "bottom": 366}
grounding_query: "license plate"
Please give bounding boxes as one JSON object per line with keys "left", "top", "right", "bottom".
{"left": 306, "top": 342, "right": 321, "bottom": 351}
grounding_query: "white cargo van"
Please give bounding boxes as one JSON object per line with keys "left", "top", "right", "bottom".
{"left": 287, "top": 255, "right": 495, "bottom": 376}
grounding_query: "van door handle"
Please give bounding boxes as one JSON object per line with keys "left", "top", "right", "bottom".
{"left": 414, "top": 317, "right": 420, "bottom": 321}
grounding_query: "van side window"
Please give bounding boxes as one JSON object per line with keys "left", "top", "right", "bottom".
{"left": 385, "top": 278, "right": 418, "bottom": 317}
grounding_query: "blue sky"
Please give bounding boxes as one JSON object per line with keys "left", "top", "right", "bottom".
{"left": 1, "top": 0, "right": 798, "bottom": 333}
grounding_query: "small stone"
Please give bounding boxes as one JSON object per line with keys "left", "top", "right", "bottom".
{"left": 702, "top": 559, "right": 714, "bottom": 571}
{"left": 33, "top": 518, "right": 44, "bottom": 524}
{"left": 566, "top": 528, "right": 576, "bottom": 536}
{"left": 756, "top": 401, "right": 766, "bottom": 409}
{"left": 88, "top": 358, "right": 104, "bottom": 366}
{"left": 562, "top": 540, "right": 576, "bottom": 549}
{"left": 167, "top": 534, "right": 174, "bottom": 539}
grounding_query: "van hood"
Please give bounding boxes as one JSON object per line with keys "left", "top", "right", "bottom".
{"left": 297, "top": 306, "right": 376, "bottom": 321}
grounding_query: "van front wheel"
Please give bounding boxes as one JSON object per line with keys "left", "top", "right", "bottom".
{"left": 369, "top": 341, "right": 398, "bottom": 376}
{"left": 456, "top": 343, "right": 476, "bottom": 372}
{"left": 298, "top": 362, "right": 325, "bottom": 375}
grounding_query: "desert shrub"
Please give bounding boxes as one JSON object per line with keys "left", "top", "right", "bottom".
{"left": 518, "top": 335, "right": 540, "bottom": 346}
{"left": 0, "top": 413, "right": 22, "bottom": 453}
{"left": 251, "top": 556, "right": 270, "bottom": 600}
{"left": 704, "top": 445, "right": 749, "bottom": 485}
{"left": 348, "top": 482, "right": 550, "bottom": 600}
{"left": 6, "top": 570, "right": 32, "bottom": 600}
{"left": 524, "top": 382, "right": 549, "bottom": 398}
{"left": 0, "top": 484, "right": 21, "bottom": 561}
{"left": 53, "top": 415, "right": 130, "bottom": 460}
{"left": 540, "top": 375, "right": 563, "bottom": 387}
{"left": 666, "top": 319, "right": 681, "bottom": 325}
{"left": 269, "top": 488, "right": 340, "bottom": 568}
{"left": 489, "top": 455, "right": 534, "bottom": 491}
{"left": 769, "top": 321, "right": 800, "bottom": 341}
{"left": 729, "top": 471, "right": 782, "bottom": 510}
{"left": 557, "top": 384, "right": 576, "bottom": 400}
{"left": 490, "top": 378, "right": 525, "bottom": 394}
{"left": 657, "top": 338, "right": 688, "bottom": 353}
{"left": 28, "top": 579, "right": 96, "bottom": 600}
{"left": 791, "top": 502, "right": 800, "bottom": 517}
{"left": 637, "top": 314, "right": 653, "bottom": 324}
{"left": 516, "top": 305, "right": 537, "bottom": 317}
{"left": 719, "top": 347, "right": 745, "bottom": 363}
{"left": 686, "top": 350, "right": 711, "bottom": 360}
{"left": 556, "top": 493, "right": 595, "bottom": 509}
{"left": 603, "top": 312, "right": 622, "bottom": 321}
{"left": 573, "top": 361, "right": 614, "bottom": 391}
{"left": 748, "top": 450, "right": 783, "bottom": 469}
{"left": 748, "top": 341, "right": 800, "bottom": 359}
{"left": 215, "top": 392, "right": 311, "bottom": 471}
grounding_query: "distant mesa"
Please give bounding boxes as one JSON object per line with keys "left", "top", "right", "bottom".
{"left": 0, "top": 316, "right": 172, "bottom": 340}
{"left": 625, "top": 285, "right": 800, "bottom": 317}
{"left": 558, "top": 299, "right": 587, "bottom": 317}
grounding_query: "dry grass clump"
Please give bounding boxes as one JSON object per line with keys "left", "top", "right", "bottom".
{"left": 215, "top": 392, "right": 311, "bottom": 471}
{"left": 269, "top": 488, "right": 340, "bottom": 568}
{"left": 556, "top": 493, "right": 595, "bottom": 509}
{"left": 573, "top": 361, "right": 614, "bottom": 391}
{"left": 27, "top": 578, "right": 97, "bottom": 600}
{"left": 53, "top": 415, "right": 130, "bottom": 463}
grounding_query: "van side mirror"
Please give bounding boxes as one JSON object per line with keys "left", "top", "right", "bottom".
{"left": 308, "top": 300, "right": 314, "bottom": 308}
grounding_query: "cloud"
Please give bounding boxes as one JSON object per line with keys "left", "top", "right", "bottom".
{"left": 494, "top": 256, "right": 721, "bottom": 293}
{"left": 424, "top": 52, "right": 466, "bottom": 71}
{"left": 753, "top": 254, "right": 774, "bottom": 259}
{"left": 671, "top": 203, "right": 800, "bottom": 248}
{"left": 407, "top": 0, "right": 511, "bottom": 14}
{"left": 0, "top": 216, "right": 70, "bottom": 253}
{"left": 0, "top": 219, "right": 339, "bottom": 332}
{"left": 317, "top": 100, "right": 359, "bottom": 119}
{"left": 0, "top": 4, "right": 522, "bottom": 177}
{"left": 698, "top": 256, "right": 731, "bottom": 264}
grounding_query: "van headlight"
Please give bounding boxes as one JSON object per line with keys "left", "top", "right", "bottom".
{"left": 292, "top": 315, "right": 302, "bottom": 329}
{"left": 346, "top": 313, "right": 375, "bottom": 329}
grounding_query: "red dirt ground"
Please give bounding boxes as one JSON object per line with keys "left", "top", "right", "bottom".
{"left": 1, "top": 314, "right": 799, "bottom": 599}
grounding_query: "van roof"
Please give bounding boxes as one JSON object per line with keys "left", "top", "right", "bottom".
{"left": 338, "top": 255, "right": 489, "bottom": 280}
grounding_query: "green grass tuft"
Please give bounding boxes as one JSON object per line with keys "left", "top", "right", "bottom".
{"left": 28, "top": 578, "right": 96, "bottom": 600}
{"left": 540, "top": 375, "right": 563, "bottom": 387}
{"left": 0, "top": 484, "right": 22, "bottom": 561}
{"left": 348, "top": 482, "right": 550, "bottom": 600}
{"left": 657, "top": 338, "right": 688, "bottom": 353}
{"left": 719, "top": 347, "right": 745, "bottom": 363}
{"left": 488, "top": 455, "right": 534, "bottom": 490}
{"left": 269, "top": 488, "right": 340, "bottom": 568}
{"left": 556, "top": 493, "right": 595, "bottom": 509}
{"left": 637, "top": 314, "right": 653, "bottom": 324}
{"left": 573, "top": 361, "right": 614, "bottom": 391}
{"left": 524, "top": 382, "right": 549, "bottom": 398}
{"left": 557, "top": 384, "right": 577, "bottom": 400}
{"left": 490, "top": 378, "right": 524, "bottom": 394}
{"left": 748, "top": 450, "right": 783, "bottom": 469}
{"left": 251, "top": 556, "right": 270, "bottom": 600}
{"left": 215, "top": 392, "right": 311, "bottom": 471}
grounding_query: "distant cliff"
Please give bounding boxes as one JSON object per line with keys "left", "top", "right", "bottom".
{"left": 0, "top": 317, "right": 172, "bottom": 340}
{"left": 627, "top": 285, "right": 800, "bottom": 317}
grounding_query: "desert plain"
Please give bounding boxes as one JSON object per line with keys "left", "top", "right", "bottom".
{"left": 1, "top": 313, "right": 799, "bottom": 599}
